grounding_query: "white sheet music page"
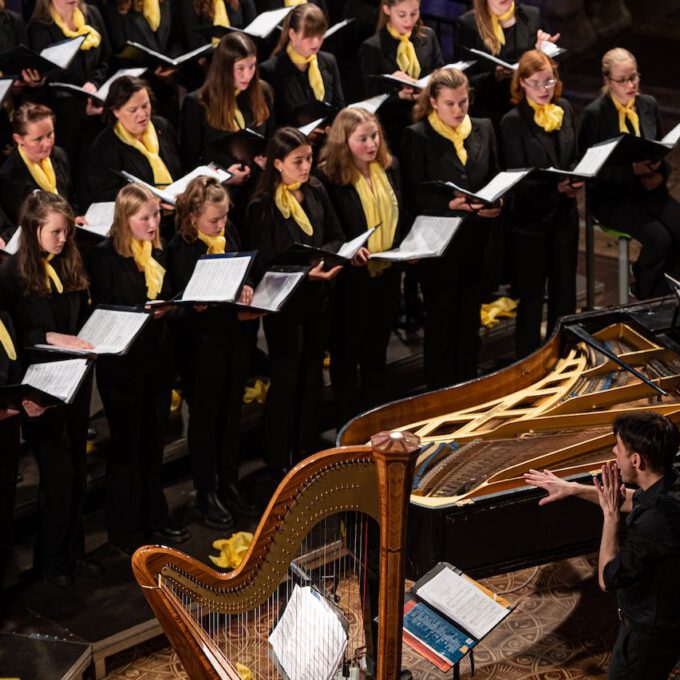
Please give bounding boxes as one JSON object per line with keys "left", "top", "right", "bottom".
{"left": 76, "top": 307, "right": 148, "bottom": 354}
{"left": 475, "top": 169, "right": 530, "bottom": 203}
{"left": 41, "top": 35, "right": 85, "bottom": 68}
{"left": 417, "top": 568, "right": 509, "bottom": 640}
{"left": 298, "top": 117, "right": 325, "bottom": 137}
{"left": 469, "top": 48, "right": 517, "bottom": 71}
{"left": 324, "top": 18, "right": 353, "bottom": 39}
{"left": 181, "top": 256, "right": 250, "bottom": 303}
{"left": 268, "top": 585, "right": 348, "bottom": 680}
{"left": 22, "top": 358, "right": 88, "bottom": 403}
{"left": 336, "top": 227, "right": 377, "bottom": 260}
{"left": 662, "top": 121, "right": 680, "bottom": 147}
{"left": 348, "top": 93, "right": 389, "bottom": 114}
{"left": 415, "top": 61, "right": 474, "bottom": 89}
{"left": 373, "top": 216, "right": 461, "bottom": 260}
{"left": 97, "top": 67, "right": 146, "bottom": 101}
{"left": 0, "top": 79, "right": 12, "bottom": 105}
{"left": 245, "top": 7, "right": 293, "bottom": 38}
{"left": 164, "top": 165, "right": 233, "bottom": 200}
{"left": 2, "top": 227, "right": 21, "bottom": 255}
{"left": 82, "top": 202, "right": 115, "bottom": 237}
{"left": 249, "top": 271, "right": 304, "bottom": 312}
{"left": 571, "top": 138, "right": 621, "bottom": 176}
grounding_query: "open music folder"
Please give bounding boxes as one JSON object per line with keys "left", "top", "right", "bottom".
{"left": 175, "top": 253, "right": 254, "bottom": 305}
{"left": 1, "top": 226, "right": 21, "bottom": 255}
{"left": 0, "top": 79, "right": 11, "bottom": 107}
{"left": 0, "top": 35, "right": 85, "bottom": 76}
{"left": 369, "top": 61, "right": 474, "bottom": 92}
{"left": 426, "top": 169, "right": 531, "bottom": 206}
{"left": 50, "top": 67, "right": 146, "bottom": 103}
{"left": 78, "top": 202, "right": 115, "bottom": 238}
{"left": 236, "top": 266, "right": 308, "bottom": 313}
{"left": 205, "top": 6, "right": 293, "bottom": 40}
{"left": 347, "top": 93, "right": 390, "bottom": 115}
{"left": 120, "top": 41, "right": 212, "bottom": 68}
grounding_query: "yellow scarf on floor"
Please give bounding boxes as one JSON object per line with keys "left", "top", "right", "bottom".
{"left": 197, "top": 228, "right": 226, "bottom": 254}
{"left": 131, "top": 238, "right": 165, "bottom": 300}
{"left": 526, "top": 97, "right": 564, "bottom": 133}
{"left": 49, "top": 4, "right": 101, "bottom": 50}
{"left": 611, "top": 94, "right": 640, "bottom": 137}
{"left": 386, "top": 23, "right": 421, "bottom": 79}
{"left": 428, "top": 110, "right": 472, "bottom": 165}
{"left": 143, "top": 0, "right": 161, "bottom": 32}
{"left": 286, "top": 44, "right": 325, "bottom": 101}
{"left": 44, "top": 254, "right": 64, "bottom": 294}
{"left": 490, "top": 1, "right": 515, "bottom": 47}
{"left": 0, "top": 320, "right": 16, "bottom": 361}
{"left": 18, "top": 145, "right": 58, "bottom": 194}
{"left": 114, "top": 120, "right": 173, "bottom": 187}
{"left": 275, "top": 182, "right": 313, "bottom": 236}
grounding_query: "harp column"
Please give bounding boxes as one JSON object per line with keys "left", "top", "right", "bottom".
{"left": 371, "top": 430, "right": 421, "bottom": 680}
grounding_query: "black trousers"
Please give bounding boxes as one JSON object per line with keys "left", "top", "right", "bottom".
{"left": 330, "top": 266, "right": 400, "bottom": 429}
{"left": 0, "top": 415, "right": 20, "bottom": 591}
{"left": 608, "top": 624, "right": 680, "bottom": 680}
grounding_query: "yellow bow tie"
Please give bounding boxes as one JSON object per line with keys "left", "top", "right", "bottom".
{"left": 286, "top": 44, "right": 325, "bottom": 101}
{"left": 0, "top": 319, "right": 16, "bottom": 362}
{"left": 490, "top": 1, "right": 515, "bottom": 46}
{"left": 44, "top": 254, "right": 64, "bottom": 294}
{"left": 526, "top": 97, "right": 564, "bottom": 133}
{"left": 197, "top": 228, "right": 226, "bottom": 254}
{"left": 427, "top": 110, "right": 472, "bottom": 165}
{"left": 275, "top": 182, "right": 313, "bottom": 236}
{"left": 385, "top": 23, "right": 421, "bottom": 79}
{"left": 130, "top": 239, "right": 165, "bottom": 300}
{"left": 611, "top": 94, "right": 640, "bottom": 137}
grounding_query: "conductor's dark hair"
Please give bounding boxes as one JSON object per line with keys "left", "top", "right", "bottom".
{"left": 613, "top": 411, "right": 679, "bottom": 474}
{"left": 255, "top": 127, "right": 310, "bottom": 198}
{"left": 103, "top": 76, "right": 154, "bottom": 125}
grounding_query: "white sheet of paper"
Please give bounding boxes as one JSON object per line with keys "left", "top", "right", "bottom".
{"left": 81, "top": 202, "right": 115, "bottom": 237}
{"left": 0, "top": 78, "right": 12, "bottom": 105}
{"left": 414, "top": 61, "right": 475, "bottom": 89}
{"left": 348, "top": 93, "right": 389, "bottom": 114}
{"left": 571, "top": 138, "right": 621, "bottom": 176}
{"left": 2, "top": 227, "right": 21, "bottom": 255}
{"left": 268, "top": 585, "right": 348, "bottom": 680}
{"left": 76, "top": 308, "right": 148, "bottom": 354}
{"left": 540, "top": 42, "right": 565, "bottom": 58}
{"left": 417, "top": 568, "right": 509, "bottom": 640}
{"left": 174, "top": 43, "right": 212, "bottom": 65}
{"left": 468, "top": 48, "right": 517, "bottom": 71}
{"left": 120, "top": 170, "right": 174, "bottom": 205}
{"left": 97, "top": 67, "right": 146, "bottom": 101}
{"left": 41, "top": 35, "right": 85, "bottom": 68}
{"left": 248, "top": 270, "right": 305, "bottom": 312}
{"left": 181, "top": 256, "right": 251, "bottom": 303}
{"left": 474, "top": 169, "right": 530, "bottom": 203}
{"left": 336, "top": 227, "right": 376, "bottom": 260}
{"left": 324, "top": 18, "right": 353, "bottom": 39}
{"left": 372, "top": 216, "right": 461, "bottom": 261}
{"left": 661, "top": 121, "right": 680, "bottom": 147}
{"left": 22, "top": 358, "right": 88, "bottom": 403}
{"left": 244, "top": 7, "right": 293, "bottom": 38}
{"left": 298, "top": 117, "right": 325, "bottom": 137}
{"left": 164, "top": 165, "right": 232, "bottom": 201}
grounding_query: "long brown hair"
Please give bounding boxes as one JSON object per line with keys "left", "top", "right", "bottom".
{"left": 16, "top": 192, "right": 88, "bottom": 297}
{"left": 472, "top": 0, "right": 507, "bottom": 56}
{"left": 102, "top": 0, "right": 165, "bottom": 15}
{"left": 376, "top": 0, "right": 425, "bottom": 37}
{"left": 199, "top": 33, "right": 269, "bottom": 130}
{"left": 193, "top": 0, "right": 238, "bottom": 20}
{"left": 31, "top": 0, "right": 88, "bottom": 23}
{"left": 510, "top": 49, "right": 562, "bottom": 104}
{"left": 111, "top": 184, "right": 162, "bottom": 257}
{"left": 413, "top": 67, "right": 469, "bottom": 121}
{"left": 175, "top": 176, "right": 230, "bottom": 243}
{"left": 319, "top": 108, "right": 392, "bottom": 185}
{"left": 272, "top": 3, "right": 327, "bottom": 56}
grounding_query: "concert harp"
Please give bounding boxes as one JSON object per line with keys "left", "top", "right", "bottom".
{"left": 132, "top": 430, "right": 420, "bottom": 680}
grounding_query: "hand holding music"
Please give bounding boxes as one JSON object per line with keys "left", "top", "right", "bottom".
{"left": 558, "top": 179, "right": 583, "bottom": 198}
{"left": 595, "top": 461, "right": 626, "bottom": 519}
{"left": 477, "top": 198, "right": 503, "bottom": 218}
{"left": 45, "top": 332, "right": 94, "bottom": 350}
{"left": 535, "top": 29, "right": 560, "bottom": 49}
{"left": 448, "top": 196, "right": 474, "bottom": 212}
{"left": 253, "top": 155, "right": 267, "bottom": 170}
{"left": 22, "top": 399, "right": 47, "bottom": 418}
{"left": 238, "top": 285, "right": 254, "bottom": 306}
{"left": 494, "top": 65, "right": 513, "bottom": 81}
{"left": 308, "top": 260, "right": 343, "bottom": 281}
{"left": 0, "top": 406, "right": 20, "bottom": 421}
{"left": 19, "top": 68, "right": 45, "bottom": 89}
{"left": 226, "top": 163, "right": 251, "bottom": 185}
{"left": 524, "top": 468, "right": 575, "bottom": 505}
{"left": 153, "top": 65, "right": 176, "bottom": 82}
{"left": 351, "top": 247, "right": 370, "bottom": 266}
{"left": 83, "top": 82, "right": 104, "bottom": 116}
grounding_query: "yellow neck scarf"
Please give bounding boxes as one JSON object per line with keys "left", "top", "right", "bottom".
{"left": 211, "top": 0, "right": 229, "bottom": 46}
{"left": 353, "top": 162, "right": 398, "bottom": 254}
{"left": 284, "top": 0, "right": 307, "bottom": 6}
{"left": 286, "top": 44, "right": 325, "bottom": 101}
{"left": 143, "top": 0, "right": 161, "bottom": 32}
{"left": 526, "top": 97, "right": 564, "bottom": 133}
{"left": 48, "top": 4, "right": 101, "bottom": 50}
{"left": 18, "top": 145, "right": 58, "bottom": 194}
{"left": 130, "top": 239, "right": 165, "bottom": 300}
{"left": 490, "top": 1, "right": 515, "bottom": 47}
{"left": 0, "top": 319, "right": 16, "bottom": 362}
{"left": 275, "top": 182, "right": 313, "bottom": 236}
{"left": 44, "top": 254, "right": 64, "bottom": 294}
{"left": 196, "top": 228, "right": 226, "bottom": 254}
{"left": 386, "top": 23, "right": 421, "bottom": 79}
{"left": 233, "top": 89, "right": 245, "bottom": 130}
{"left": 114, "top": 120, "right": 173, "bottom": 187}
{"left": 428, "top": 110, "right": 472, "bottom": 165}
{"left": 611, "top": 94, "right": 640, "bottom": 137}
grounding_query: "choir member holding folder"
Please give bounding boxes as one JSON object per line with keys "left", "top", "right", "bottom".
{"left": 501, "top": 50, "right": 581, "bottom": 358}
{"left": 178, "top": 0, "right": 257, "bottom": 51}
{"left": 579, "top": 48, "right": 680, "bottom": 299}
{"left": 88, "top": 183, "right": 188, "bottom": 555}
{"left": 245, "top": 127, "right": 344, "bottom": 474}
{"left": 318, "top": 107, "right": 404, "bottom": 426}
{"left": 0, "top": 191, "right": 99, "bottom": 587}
{"left": 400, "top": 67, "right": 502, "bottom": 389}
{"left": 168, "top": 176, "right": 258, "bottom": 526}
{"left": 259, "top": 4, "right": 345, "bottom": 129}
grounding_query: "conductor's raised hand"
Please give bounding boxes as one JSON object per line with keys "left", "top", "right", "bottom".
{"left": 308, "top": 260, "right": 343, "bottom": 281}
{"left": 595, "top": 461, "right": 626, "bottom": 518}
{"left": 524, "top": 468, "right": 574, "bottom": 505}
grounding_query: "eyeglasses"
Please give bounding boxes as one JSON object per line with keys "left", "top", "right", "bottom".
{"left": 524, "top": 78, "right": 557, "bottom": 90}
{"left": 608, "top": 72, "right": 641, "bottom": 85}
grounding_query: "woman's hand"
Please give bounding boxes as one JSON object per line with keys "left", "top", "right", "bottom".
{"left": 82, "top": 82, "right": 104, "bottom": 116}
{"left": 226, "top": 163, "right": 251, "bottom": 185}
{"left": 0, "top": 406, "right": 20, "bottom": 421}
{"left": 308, "top": 260, "right": 343, "bottom": 281}
{"left": 45, "top": 332, "right": 93, "bottom": 350}
{"left": 153, "top": 65, "right": 176, "bottom": 83}
{"left": 238, "top": 285, "right": 254, "bottom": 306}
{"left": 22, "top": 399, "right": 47, "bottom": 418}
{"left": 75, "top": 215, "right": 88, "bottom": 226}
{"left": 558, "top": 179, "right": 584, "bottom": 198}
{"left": 0, "top": 237, "right": 6, "bottom": 250}
{"left": 494, "top": 65, "right": 513, "bottom": 81}
{"left": 253, "top": 155, "right": 267, "bottom": 170}
{"left": 477, "top": 198, "right": 502, "bottom": 218}
{"left": 632, "top": 159, "right": 659, "bottom": 175}
{"left": 535, "top": 29, "right": 560, "bottom": 49}
{"left": 448, "top": 196, "right": 474, "bottom": 212}
{"left": 351, "top": 247, "right": 370, "bottom": 266}
{"left": 20, "top": 68, "right": 45, "bottom": 88}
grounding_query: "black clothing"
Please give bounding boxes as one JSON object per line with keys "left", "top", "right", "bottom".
{"left": 254, "top": 0, "right": 328, "bottom": 16}
{"left": 400, "top": 116, "right": 500, "bottom": 388}
{"left": 87, "top": 238, "right": 173, "bottom": 547}
{"left": 501, "top": 98, "right": 579, "bottom": 357}
{"left": 178, "top": 0, "right": 257, "bottom": 50}
{"left": 0, "top": 10, "right": 28, "bottom": 151}
{"left": 580, "top": 94, "right": 680, "bottom": 299}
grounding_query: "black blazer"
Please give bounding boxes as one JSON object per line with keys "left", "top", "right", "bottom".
{"left": 259, "top": 50, "right": 345, "bottom": 126}
{"left": 0, "top": 9, "right": 28, "bottom": 50}
{"left": 86, "top": 116, "right": 182, "bottom": 202}
{"left": 0, "top": 309, "right": 21, "bottom": 387}
{"left": 0, "top": 145, "right": 72, "bottom": 233}
{"left": 101, "top": 0, "right": 172, "bottom": 56}
{"left": 178, "top": 0, "right": 257, "bottom": 50}
{"left": 501, "top": 97, "right": 579, "bottom": 221}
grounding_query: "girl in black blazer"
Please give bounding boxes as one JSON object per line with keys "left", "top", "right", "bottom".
{"left": 318, "top": 107, "right": 403, "bottom": 427}
{"left": 245, "top": 127, "right": 344, "bottom": 473}
{"left": 167, "top": 177, "right": 258, "bottom": 525}
{"left": 259, "top": 4, "right": 345, "bottom": 129}
{"left": 87, "top": 182, "right": 187, "bottom": 554}
{"left": 86, "top": 76, "right": 181, "bottom": 203}
{"left": 358, "top": 0, "right": 444, "bottom": 150}
{"left": 501, "top": 50, "right": 581, "bottom": 357}
{"left": 580, "top": 48, "right": 680, "bottom": 300}
{"left": 178, "top": 0, "right": 256, "bottom": 51}
{"left": 400, "top": 67, "right": 502, "bottom": 389}
{"left": 0, "top": 191, "right": 96, "bottom": 587}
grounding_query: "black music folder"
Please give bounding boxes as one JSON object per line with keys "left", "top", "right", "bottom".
{"left": 0, "top": 35, "right": 85, "bottom": 77}
{"left": 118, "top": 41, "right": 212, "bottom": 68}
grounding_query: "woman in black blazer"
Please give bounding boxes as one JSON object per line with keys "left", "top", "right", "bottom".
{"left": 318, "top": 106, "right": 403, "bottom": 427}
{"left": 400, "top": 67, "right": 502, "bottom": 389}
{"left": 501, "top": 50, "right": 581, "bottom": 357}
{"left": 167, "top": 176, "right": 258, "bottom": 525}
{"left": 86, "top": 76, "right": 181, "bottom": 203}
{"left": 358, "top": 0, "right": 443, "bottom": 150}
{"left": 580, "top": 48, "right": 680, "bottom": 300}
{"left": 88, "top": 182, "right": 188, "bottom": 554}
{"left": 178, "top": 0, "right": 256, "bottom": 51}
{"left": 259, "top": 4, "right": 345, "bottom": 129}
{"left": 0, "top": 191, "right": 97, "bottom": 587}
{"left": 245, "top": 127, "right": 344, "bottom": 473}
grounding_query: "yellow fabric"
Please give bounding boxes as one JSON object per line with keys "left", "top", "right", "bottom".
{"left": 44, "top": 254, "right": 64, "bottom": 294}
{"left": 233, "top": 89, "right": 245, "bottom": 130}
{"left": 353, "top": 162, "right": 398, "bottom": 255}
{"left": 211, "top": 0, "right": 229, "bottom": 46}
{"left": 275, "top": 182, "right": 313, "bottom": 236}
{"left": 427, "top": 110, "right": 472, "bottom": 165}
{"left": 130, "top": 238, "right": 165, "bottom": 300}
{"left": 611, "top": 94, "right": 640, "bottom": 137}
{"left": 286, "top": 44, "right": 325, "bottom": 101}
{"left": 480, "top": 296, "right": 517, "bottom": 328}
{"left": 490, "top": 1, "right": 515, "bottom": 47}
{"left": 526, "top": 97, "right": 564, "bottom": 133}
{"left": 48, "top": 4, "right": 101, "bottom": 50}
{"left": 236, "top": 664, "right": 254, "bottom": 680}
{"left": 18, "top": 145, "right": 58, "bottom": 194}
{"left": 143, "top": 0, "right": 161, "bottom": 32}
{"left": 385, "top": 23, "right": 421, "bottom": 79}
{"left": 243, "top": 378, "right": 269, "bottom": 404}
{"left": 284, "top": 0, "right": 307, "bottom": 6}
{"left": 114, "top": 121, "right": 173, "bottom": 187}
{"left": 196, "top": 228, "right": 226, "bottom": 254}
{"left": 209, "top": 532, "right": 254, "bottom": 568}
{"left": 0, "top": 319, "right": 16, "bottom": 362}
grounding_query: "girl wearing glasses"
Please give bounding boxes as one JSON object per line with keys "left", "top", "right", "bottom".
{"left": 580, "top": 48, "right": 680, "bottom": 299}
{"left": 501, "top": 50, "right": 581, "bottom": 357}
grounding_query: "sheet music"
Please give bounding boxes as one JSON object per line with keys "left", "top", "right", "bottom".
{"left": 417, "top": 568, "right": 509, "bottom": 641}
{"left": 661, "top": 121, "right": 680, "bottom": 147}
{"left": 2, "top": 227, "right": 21, "bottom": 255}
{"left": 244, "top": 7, "right": 293, "bottom": 38}
{"left": 570, "top": 138, "right": 621, "bottom": 176}
{"left": 0, "top": 78, "right": 11, "bottom": 105}
{"left": 415, "top": 61, "right": 474, "bottom": 89}
{"left": 298, "top": 117, "right": 325, "bottom": 136}
{"left": 22, "top": 358, "right": 88, "bottom": 403}
{"left": 174, "top": 43, "right": 212, "bottom": 65}
{"left": 323, "top": 18, "right": 353, "bottom": 39}
{"left": 336, "top": 227, "right": 377, "bottom": 260}
{"left": 76, "top": 307, "right": 148, "bottom": 354}
{"left": 81, "top": 202, "right": 115, "bottom": 237}
{"left": 468, "top": 48, "right": 517, "bottom": 71}
{"left": 97, "top": 67, "right": 146, "bottom": 101}
{"left": 268, "top": 585, "right": 348, "bottom": 680}
{"left": 164, "top": 165, "right": 233, "bottom": 200}
{"left": 372, "top": 216, "right": 461, "bottom": 261}
{"left": 120, "top": 170, "right": 174, "bottom": 205}
{"left": 181, "top": 256, "right": 251, "bottom": 303}
{"left": 348, "top": 93, "right": 389, "bottom": 114}
{"left": 540, "top": 42, "right": 566, "bottom": 58}
{"left": 474, "top": 169, "right": 530, "bottom": 203}
{"left": 41, "top": 36, "right": 85, "bottom": 68}
{"left": 248, "top": 270, "right": 305, "bottom": 312}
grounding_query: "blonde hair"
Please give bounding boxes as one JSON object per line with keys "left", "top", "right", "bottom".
{"left": 413, "top": 67, "right": 469, "bottom": 121}
{"left": 175, "top": 177, "right": 230, "bottom": 243}
{"left": 601, "top": 47, "right": 638, "bottom": 95}
{"left": 472, "top": 0, "right": 506, "bottom": 56}
{"left": 111, "top": 184, "right": 161, "bottom": 257}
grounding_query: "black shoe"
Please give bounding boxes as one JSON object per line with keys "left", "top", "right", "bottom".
{"left": 153, "top": 524, "right": 191, "bottom": 544}
{"left": 219, "top": 482, "right": 259, "bottom": 518}
{"left": 74, "top": 557, "right": 105, "bottom": 578}
{"left": 196, "top": 491, "right": 235, "bottom": 530}
{"left": 44, "top": 568, "right": 73, "bottom": 588}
